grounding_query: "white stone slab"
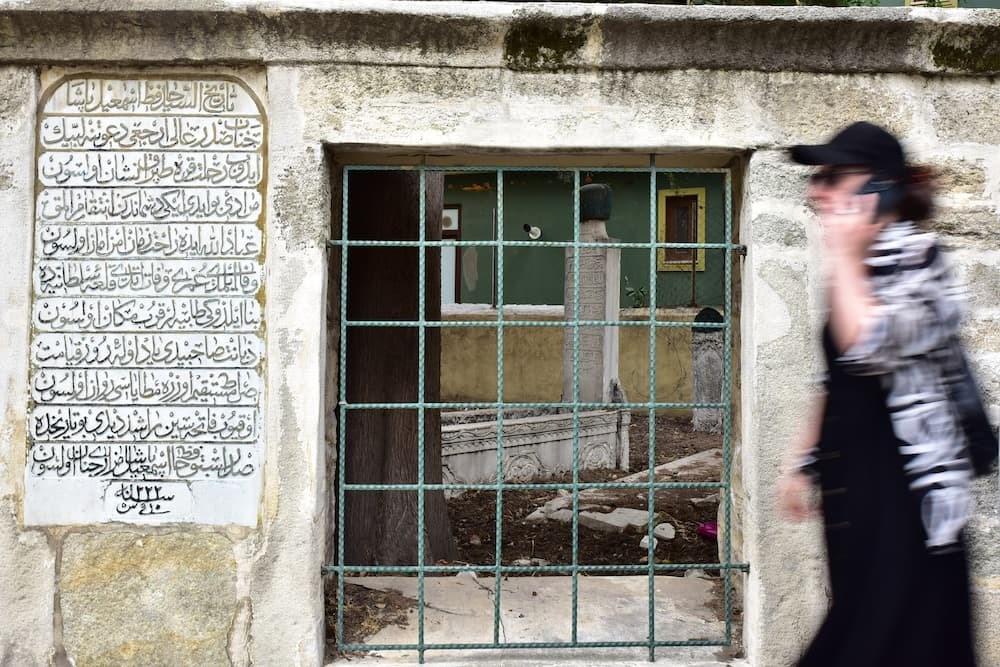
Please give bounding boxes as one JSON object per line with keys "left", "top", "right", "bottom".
{"left": 32, "top": 297, "right": 262, "bottom": 332}
{"left": 32, "top": 333, "right": 263, "bottom": 368}
{"left": 34, "top": 259, "right": 262, "bottom": 296}
{"left": 36, "top": 187, "right": 262, "bottom": 223}
{"left": 343, "top": 575, "right": 729, "bottom": 665}
{"left": 24, "top": 475, "right": 260, "bottom": 526}
{"left": 25, "top": 74, "right": 266, "bottom": 526}
{"left": 40, "top": 115, "right": 264, "bottom": 151}
{"left": 43, "top": 78, "right": 261, "bottom": 115}
{"left": 31, "top": 368, "right": 261, "bottom": 405}
{"left": 38, "top": 151, "right": 264, "bottom": 187}
{"left": 36, "top": 223, "right": 263, "bottom": 260}
{"left": 579, "top": 507, "right": 651, "bottom": 534}
{"left": 31, "top": 406, "right": 259, "bottom": 442}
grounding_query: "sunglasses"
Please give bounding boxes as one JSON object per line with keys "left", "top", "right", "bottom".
{"left": 808, "top": 168, "right": 870, "bottom": 187}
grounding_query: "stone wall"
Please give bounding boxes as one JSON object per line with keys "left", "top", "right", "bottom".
{"left": 1, "top": 63, "right": 329, "bottom": 665}
{"left": 0, "top": 3, "right": 998, "bottom": 666}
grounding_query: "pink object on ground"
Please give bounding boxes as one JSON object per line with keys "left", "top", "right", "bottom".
{"left": 697, "top": 521, "right": 718, "bottom": 540}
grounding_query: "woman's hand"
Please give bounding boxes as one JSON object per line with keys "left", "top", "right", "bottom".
{"left": 820, "top": 190, "right": 883, "bottom": 352}
{"left": 778, "top": 469, "right": 818, "bottom": 522}
{"left": 819, "top": 191, "right": 881, "bottom": 258}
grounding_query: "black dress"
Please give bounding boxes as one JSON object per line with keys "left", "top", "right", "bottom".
{"left": 797, "top": 327, "right": 976, "bottom": 667}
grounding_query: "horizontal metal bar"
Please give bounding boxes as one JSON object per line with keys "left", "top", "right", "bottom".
{"left": 340, "top": 639, "right": 731, "bottom": 651}
{"left": 342, "top": 481, "right": 724, "bottom": 492}
{"left": 343, "top": 165, "right": 730, "bottom": 174}
{"left": 340, "top": 401, "right": 726, "bottom": 410}
{"left": 324, "top": 562, "right": 750, "bottom": 575}
{"left": 328, "top": 239, "right": 742, "bottom": 250}
{"left": 344, "top": 319, "right": 728, "bottom": 329}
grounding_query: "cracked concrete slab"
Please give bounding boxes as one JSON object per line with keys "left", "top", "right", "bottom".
{"left": 335, "top": 575, "right": 743, "bottom": 666}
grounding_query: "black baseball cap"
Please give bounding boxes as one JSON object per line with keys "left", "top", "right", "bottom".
{"left": 789, "top": 122, "right": 906, "bottom": 181}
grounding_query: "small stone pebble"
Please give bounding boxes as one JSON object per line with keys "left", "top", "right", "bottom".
{"left": 653, "top": 523, "right": 676, "bottom": 540}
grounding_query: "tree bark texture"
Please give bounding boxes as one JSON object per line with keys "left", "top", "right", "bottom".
{"left": 341, "top": 170, "right": 458, "bottom": 566}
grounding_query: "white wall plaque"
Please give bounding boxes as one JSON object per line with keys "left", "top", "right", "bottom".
{"left": 25, "top": 75, "right": 266, "bottom": 526}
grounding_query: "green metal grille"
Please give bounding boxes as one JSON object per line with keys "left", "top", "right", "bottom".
{"left": 324, "top": 164, "right": 748, "bottom": 663}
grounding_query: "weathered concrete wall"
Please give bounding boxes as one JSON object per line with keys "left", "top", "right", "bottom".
{"left": 0, "top": 64, "right": 54, "bottom": 667}
{"left": 0, "top": 3, "right": 998, "bottom": 666}
{"left": 1, "top": 63, "right": 328, "bottom": 666}
{"left": 739, "top": 151, "right": 832, "bottom": 665}
{"left": 441, "top": 306, "right": 696, "bottom": 413}
{"left": 741, "top": 140, "right": 1000, "bottom": 663}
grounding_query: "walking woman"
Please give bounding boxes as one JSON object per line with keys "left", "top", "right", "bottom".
{"left": 778, "top": 122, "right": 977, "bottom": 666}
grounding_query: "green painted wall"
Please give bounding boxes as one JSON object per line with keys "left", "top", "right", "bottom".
{"left": 444, "top": 172, "right": 498, "bottom": 305}
{"left": 443, "top": 171, "right": 727, "bottom": 308}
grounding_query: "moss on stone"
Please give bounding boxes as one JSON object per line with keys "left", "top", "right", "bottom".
{"left": 503, "top": 15, "right": 592, "bottom": 71}
{"left": 931, "top": 28, "right": 1000, "bottom": 74}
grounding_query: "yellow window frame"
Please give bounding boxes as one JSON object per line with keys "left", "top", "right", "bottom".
{"left": 657, "top": 187, "right": 706, "bottom": 272}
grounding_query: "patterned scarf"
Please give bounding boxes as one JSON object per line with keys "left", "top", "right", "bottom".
{"left": 836, "top": 220, "right": 973, "bottom": 552}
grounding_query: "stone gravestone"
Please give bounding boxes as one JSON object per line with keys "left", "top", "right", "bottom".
{"left": 692, "top": 307, "right": 724, "bottom": 433}
{"left": 26, "top": 75, "right": 266, "bottom": 525}
{"left": 563, "top": 184, "right": 621, "bottom": 405}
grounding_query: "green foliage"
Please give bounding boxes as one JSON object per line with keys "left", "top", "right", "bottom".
{"left": 624, "top": 275, "right": 649, "bottom": 309}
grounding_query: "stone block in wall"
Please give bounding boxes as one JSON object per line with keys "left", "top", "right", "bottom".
{"left": 748, "top": 210, "right": 812, "bottom": 249}
{"left": 951, "top": 253, "right": 1000, "bottom": 314}
{"left": 966, "top": 473, "right": 1000, "bottom": 667}
{"left": 962, "top": 320, "right": 1000, "bottom": 356}
{"left": 0, "top": 498, "right": 54, "bottom": 665}
{"left": 966, "top": 352, "right": 1000, "bottom": 407}
{"left": 739, "top": 246, "right": 830, "bottom": 664}
{"left": 929, "top": 205, "right": 1000, "bottom": 246}
{"left": 744, "top": 151, "right": 812, "bottom": 204}
{"left": 967, "top": 474, "right": 1000, "bottom": 574}
{"left": 933, "top": 158, "right": 990, "bottom": 197}
{"left": 762, "top": 73, "right": 913, "bottom": 144}
{"left": 932, "top": 85, "right": 1000, "bottom": 145}
{"left": 973, "top": 583, "right": 1000, "bottom": 667}
{"left": 60, "top": 532, "right": 237, "bottom": 666}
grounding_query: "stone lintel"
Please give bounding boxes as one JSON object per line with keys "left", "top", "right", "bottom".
{"left": 0, "top": 3, "right": 997, "bottom": 75}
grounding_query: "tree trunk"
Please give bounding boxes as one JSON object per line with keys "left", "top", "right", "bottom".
{"left": 341, "top": 170, "right": 458, "bottom": 566}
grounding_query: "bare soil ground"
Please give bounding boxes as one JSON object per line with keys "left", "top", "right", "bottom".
{"left": 445, "top": 414, "right": 723, "bottom": 570}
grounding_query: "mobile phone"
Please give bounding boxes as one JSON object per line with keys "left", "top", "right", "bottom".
{"left": 856, "top": 177, "right": 904, "bottom": 220}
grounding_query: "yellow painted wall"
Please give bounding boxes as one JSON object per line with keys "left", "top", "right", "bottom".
{"left": 441, "top": 308, "right": 700, "bottom": 414}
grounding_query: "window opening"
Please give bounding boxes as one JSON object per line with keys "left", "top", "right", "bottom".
{"left": 325, "top": 162, "right": 748, "bottom": 663}
{"left": 441, "top": 204, "right": 461, "bottom": 305}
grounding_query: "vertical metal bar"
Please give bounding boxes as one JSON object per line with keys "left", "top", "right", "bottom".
{"left": 417, "top": 167, "right": 427, "bottom": 664}
{"left": 689, "top": 223, "right": 697, "bottom": 307}
{"left": 571, "top": 169, "right": 581, "bottom": 645}
{"left": 722, "top": 171, "right": 734, "bottom": 646}
{"left": 646, "top": 162, "right": 658, "bottom": 663}
{"left": 494, "top": 169, "right": 505, "bottom": 644}
{"left": 336, "top": 167, "right": 350, "bottom": 653}
{"left": 491, "top": 207, "right": 498, "bottom": 309}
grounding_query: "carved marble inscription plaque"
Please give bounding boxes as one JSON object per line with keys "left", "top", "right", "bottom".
{"left": 25, "top": 76, "right": 266, "bottom": 525}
